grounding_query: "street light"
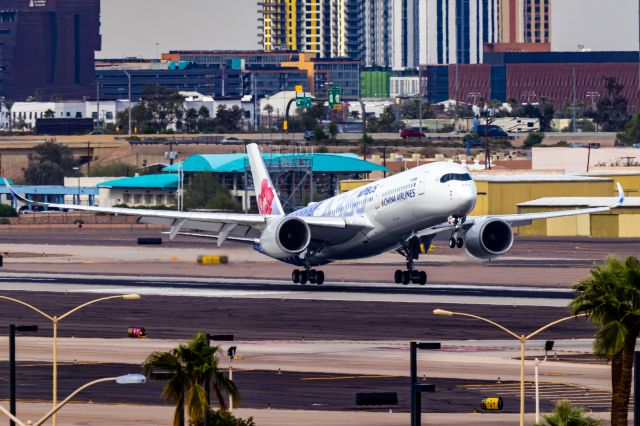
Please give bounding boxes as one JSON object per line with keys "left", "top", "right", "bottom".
{"left": 123, "top": 70, "right": 132, "bottom": 136}
{"left": 432, "top": 309, "right": 587, "bottom": 426}
{"left": 72, "top": 166, "right": 80, "bottom": 205}
{"left": 0, "top": 294, "right": 141, "bottom": 426}
{"left": 0, "top": 374, "right": 145, "bottom": 426}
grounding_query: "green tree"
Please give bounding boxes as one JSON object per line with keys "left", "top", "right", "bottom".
{"left": 569, "top": 256, "right": 640, "bottom": 426}
{"left": 198, "top": 106, "right": 210, "bottom": 120}
{"left": 328, "top": 121, "right": 338, "bottom": 141}
{"left": 213, "top": 105, "right": 243, "bottom": 132}
{"left": 43, "top": 109, "right": 55, "bottom": 119}
{"left": 192, "top": 409, "right": 255, "bottom": 426}
{"left": 184, "top": 108, "right": 199, "bottom": 133}
{"left": 142, "top": 86, "right": 185, "bottom": 133}
{"left": 1, "top": 99, "right": 14, "bottom": 132}
{"left": 616, "top": 111, "right": 640, "bottom": 146}
{"left": 143, "top": 333, "right": 240, "bottom": 426}
{"left": 535, "top": 400, "right": 601, "bottom": 426}
{"left": 263, "top": 104, "right": 274, "bottom": 130}
{"left": 88, "top": 162, "right": 141, "bottom": 177}
{"left": 588, "top": 77, "right": 630, "bottom": 132}
{"left": 523, "top": 131, "right": 545, "bottom": 147}
{"left": 184, "top": 174, "right": 241, "bottom": 211}
{"left": 23, "top": 140, "right": 80, "bottom": 185}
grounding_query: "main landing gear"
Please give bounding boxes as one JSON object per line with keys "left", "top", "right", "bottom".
{"left": 448, "top": 216, "right": 465, "bottom": 249}
{"left": 291, "top": 268, "right": 324, "bottom": 285}
{"left": 395, "top": 236, "right": 427, "bottom": 285}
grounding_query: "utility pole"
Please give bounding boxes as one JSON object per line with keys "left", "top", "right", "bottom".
{"left": 96, "top": 79, "right": 101, "bottom": 131}
{"left": 123, "top": 70, "right": 132, "bottom": 136}
{"left": 572, "top": 67, "right": 577, "bottom": 132}
{"left": 9, "top": 325, "right": 38, "bottom": 426}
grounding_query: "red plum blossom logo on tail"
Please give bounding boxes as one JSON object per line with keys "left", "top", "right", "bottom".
{"left": 258, "top": 179, "right": 275, "bottom": 214}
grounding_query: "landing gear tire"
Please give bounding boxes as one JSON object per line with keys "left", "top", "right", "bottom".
{"left": 410, "top": 270, "right": 420, "bottom": 284}
{"left": 394, "top": 270, "right": 403, "bottom": 284}
{"left": 456, "top": 237, "right": 464, "bottom": 248}
{"left": 418, "top": 271, "right": 427, "bottom": 285}
{"left": 316, "top": 271, "right": 324, "bottom": 285}
{"left": 449, "top": 238, "right": 456, "bottom": 249}
{"left": 300, "top": 271, "right": 308, "bottom": 285}
{"left": 402, "top": 271, "right": 411, "bottom": 285}
{"left": 292, "top": 270, "right": 301, "bottom": 284}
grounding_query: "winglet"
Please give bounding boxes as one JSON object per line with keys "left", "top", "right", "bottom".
{"left": 614, "top": 182, "right": 625, "bottom": 207}
{"left": 4, "top": 179, "right": 36, "bottom": 205}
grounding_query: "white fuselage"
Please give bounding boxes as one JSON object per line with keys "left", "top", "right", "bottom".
{"left": 287, "top": 161, "right": 477, "bottom": 265}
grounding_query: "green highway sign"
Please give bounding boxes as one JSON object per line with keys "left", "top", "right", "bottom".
{"left": 328, "top": 85, "right": 341, "bottom": 108}
{"left": 296, "top": 96, "right": 313, "bottom": 108}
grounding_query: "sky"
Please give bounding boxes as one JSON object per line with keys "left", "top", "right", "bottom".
{"left": 99, "top": 0, "right": 639, "bottom": 59}
{"left": 551, "top": 0, "right": 638, "bottom": 51}
{"left": 99, "top": 0, "right": 258, "bottom": 58}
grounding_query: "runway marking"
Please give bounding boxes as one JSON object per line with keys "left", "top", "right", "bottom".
{"left": 460, "top": 382, "right": 613, "bottom": 410}
{"left": 301, "top": 375, "right": 401, "bottom": 381}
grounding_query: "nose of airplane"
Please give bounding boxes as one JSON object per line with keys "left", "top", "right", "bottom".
{"left": 454, "top": 183, "right": 477, "bottom": 216}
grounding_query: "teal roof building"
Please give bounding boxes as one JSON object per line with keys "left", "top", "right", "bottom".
{"left": 98, "top": 152, "right": 386, "bottom": 211}
{"left": 162, "top": 153, "right": 387, "bottom": 174}
{"left": 98, "top": 174, "right": 179, "bottom": 190}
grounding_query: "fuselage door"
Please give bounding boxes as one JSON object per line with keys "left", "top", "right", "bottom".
{"left": 417, "top": 173, "right": 426, "bottom": 195}
{"left": 375, "top": 184, "right": 383, "bottom": 210}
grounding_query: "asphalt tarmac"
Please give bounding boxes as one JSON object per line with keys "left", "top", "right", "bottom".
{"left": 0, "top": 362, "right": 576, "bottom": 414}
{"left": 0, "top": 290, "right": 594, "bottom": 341}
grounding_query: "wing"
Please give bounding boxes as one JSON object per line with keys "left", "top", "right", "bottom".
{"left": 418, "top": 183, "right": 625, "bottom": 236}
{"left": 4, "top": 179, "right": 363, "bottom": 247}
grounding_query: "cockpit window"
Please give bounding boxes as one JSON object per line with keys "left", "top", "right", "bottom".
{"left": 440, "top": 173, "right": 472, "bottom": 183}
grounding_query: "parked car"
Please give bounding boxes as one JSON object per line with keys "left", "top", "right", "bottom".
{"left": 632, "top": 143, "right": 640, "bottom": 148}
{"left": 221, "top": 137, "right": 241, "bottom": 143}
{"left": 303, "top": 130, "right": 313, "bottom": 141}
{"left": 475, "top": 125, "right": 508, "bottom": 138}
{"left": 400, "top": 128, "right": 426, "bottom": 139}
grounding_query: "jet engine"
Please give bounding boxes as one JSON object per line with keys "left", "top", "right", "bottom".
{"left": 259, "top": 217, "right": 311, "bottom": 259}
{"left": 464, "top": 218, "right": 514, "bottom": 260}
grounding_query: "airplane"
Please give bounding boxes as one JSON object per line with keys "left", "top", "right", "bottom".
{"left": 5, "top": 143, "right": 624, "bottom": 286}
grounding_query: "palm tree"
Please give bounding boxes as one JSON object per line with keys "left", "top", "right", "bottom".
{"left": 143, "top": 333, "right": 240, "bottom": 426}
{"left": 536, "top": 400, "right": 601, "bottom": 426}
{"left": 569, "top": 256, "right": 640, "bottom": 426}
{"left": 185, "top": 108, "right": 198, "bottom": 133}
{"left": 263, "top": 104, "right": 274, "bottom": 130}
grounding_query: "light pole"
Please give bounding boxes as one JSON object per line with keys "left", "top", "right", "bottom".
{"left": 0, "top": 374, "right": 145, "bottom": 426}
{"left": 0, "top": 294, "right": 141, "bottom": 426}
{"left": 123, "top": 70, "right": 132, "bottom": 136}
{"left": 433, "top": 309, "right": 587, "bottom": 426}
{"left": 72, "top": 166, "right": 80, "bottom": 205}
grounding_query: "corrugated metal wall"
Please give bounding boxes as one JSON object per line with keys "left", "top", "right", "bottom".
{"left": 469, "top": 180, "right": 613, "bottom": 216}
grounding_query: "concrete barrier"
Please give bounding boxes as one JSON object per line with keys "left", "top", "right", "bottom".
{"left": 197, "top": 255, "right": 229, "bottom": 265}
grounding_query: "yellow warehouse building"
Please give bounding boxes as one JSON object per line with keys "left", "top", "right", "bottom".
{"left": 517, "top": 197, "right": 640, "bottom": 238}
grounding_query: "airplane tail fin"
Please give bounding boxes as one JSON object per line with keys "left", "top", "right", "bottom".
{"left": 246, "top": 143, "right": 284, "bottom": 216}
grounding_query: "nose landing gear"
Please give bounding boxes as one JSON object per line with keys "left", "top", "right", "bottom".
{"left": 448, "top": 216, "right": 466, "bottom": 249}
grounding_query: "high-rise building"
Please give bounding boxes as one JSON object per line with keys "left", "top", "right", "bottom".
{"left": 0, "top": 0, "right": 101, "bottom": 101}
{"left": 364, "top": 0, "right": 393, "bottom": 67}
{"left": 499, "top": 0, "right": 524, "bottom": 43}
{"left": 259, "top": 0, "right": 365, "bottom": 61}
{"left": 524, "top": 0, "right": 550, "bottom": 43}
{"left": 417, "top": 0, "right": 499, "bottom": 66}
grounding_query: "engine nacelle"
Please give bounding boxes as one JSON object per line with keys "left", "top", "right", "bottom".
{"left": 259, "top": 217, "right": 311, "bottom": 259}
{"left": 464, "top": 218, "right": 514, "bottom": 260}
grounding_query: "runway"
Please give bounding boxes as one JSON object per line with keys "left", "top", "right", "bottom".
{"left": 0, "top": 272, "right": 575, "bottom": 307}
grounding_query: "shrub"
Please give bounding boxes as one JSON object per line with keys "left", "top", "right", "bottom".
{"left": 0, "top": 204, "right": 18, "bottom": 217}
{"left": 190, "top": 409, "right": 256, "bottom": 426}
{"left": 523, "top": 131, "right": 545, "bottom": 147}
